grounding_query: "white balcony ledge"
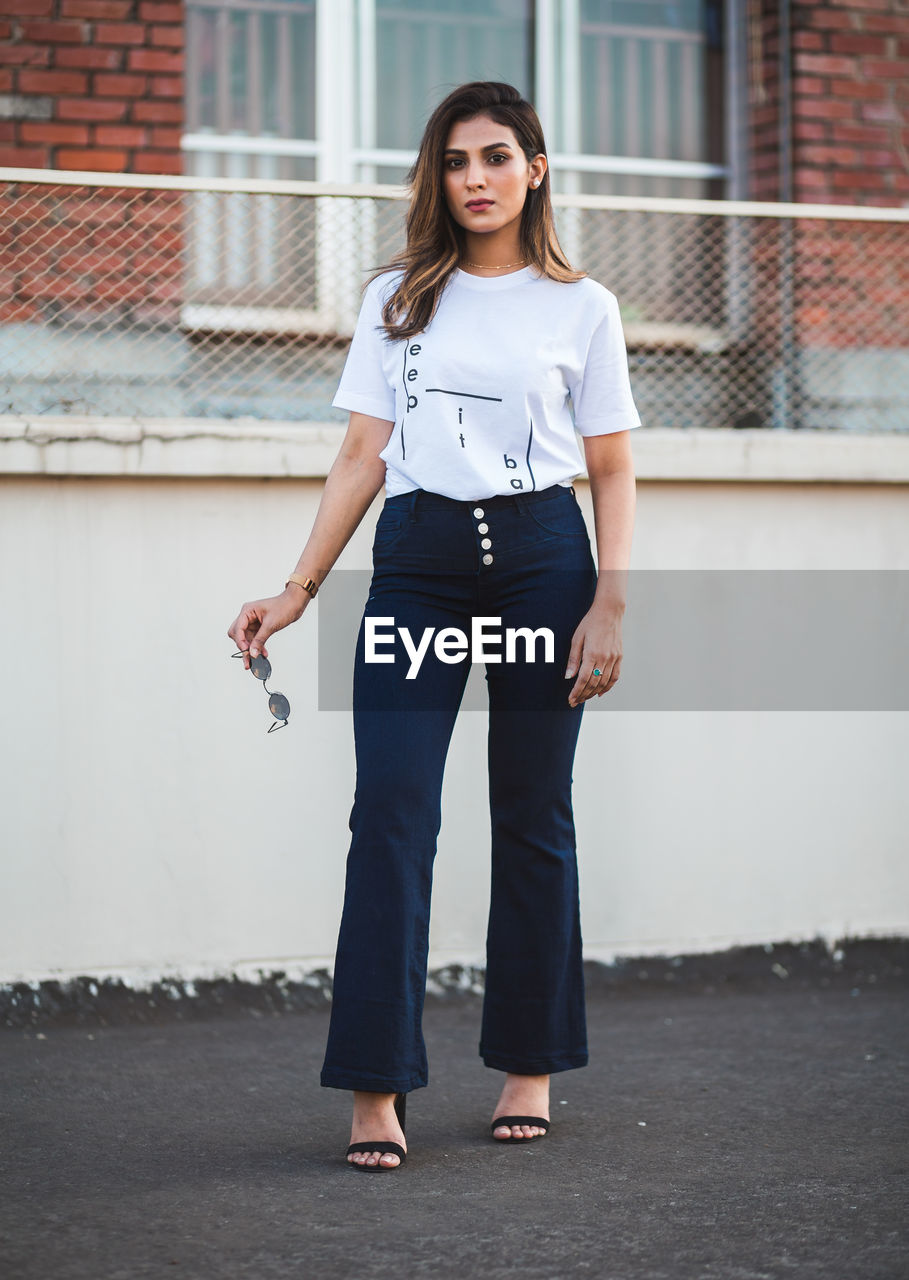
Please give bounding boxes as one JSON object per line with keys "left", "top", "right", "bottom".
{"left": 1, "top": 415, "right": 907, "bottom": 484}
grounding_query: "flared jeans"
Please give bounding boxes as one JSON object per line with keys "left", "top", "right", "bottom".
{"left": 319, "top": 483, "right": 599, "bottom": 1093}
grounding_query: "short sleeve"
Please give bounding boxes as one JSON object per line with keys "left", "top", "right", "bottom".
{"left": 331, "top": 278, "right": 397, "bottom": 422}
{"left": 569, "top": 292, "right": 642, "bottom": 436}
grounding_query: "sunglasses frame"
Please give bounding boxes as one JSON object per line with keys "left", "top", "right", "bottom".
{"left": 232, "top": 650, "right": 290, "bottom": 732}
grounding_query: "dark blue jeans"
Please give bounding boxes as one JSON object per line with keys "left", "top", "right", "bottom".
{"left": 320, "top": 484, "right": 598, "bottom": 1093}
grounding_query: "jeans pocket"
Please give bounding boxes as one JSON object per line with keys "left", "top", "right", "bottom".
{"left": 372, "top": 509, "right": 412, "bottom": 553}
{"left": 525, "top": 494, "right": 588, "bottom": 540}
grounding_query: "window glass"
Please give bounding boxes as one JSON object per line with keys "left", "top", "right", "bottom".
{"left": 577, "top": 0, "right": 718, "bottom": 198}
{"left": 369, "top": 0, "right": 533, "bottom": 180}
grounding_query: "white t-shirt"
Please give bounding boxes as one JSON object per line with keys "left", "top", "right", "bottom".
{"left": 331, "top": 264, "right": 641, "bottom": 501}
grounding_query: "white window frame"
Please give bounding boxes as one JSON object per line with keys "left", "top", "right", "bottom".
{"left": 181, "top": 0, "right": 739, "bottom": 335}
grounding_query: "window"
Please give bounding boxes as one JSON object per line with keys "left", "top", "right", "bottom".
{"left": 181, "top": 0, "right": 731, "bottom": 332}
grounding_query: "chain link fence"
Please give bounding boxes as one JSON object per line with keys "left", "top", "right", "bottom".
{"left": 1, "top": 169, "right": 907, "bottom": 431}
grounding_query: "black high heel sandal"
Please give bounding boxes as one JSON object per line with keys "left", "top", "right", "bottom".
{"left": 346, "top": 1092, "right": 407, "bottom": 1171}
{"left": 490, "top": 1114, "right": 550, "bottom": 1141}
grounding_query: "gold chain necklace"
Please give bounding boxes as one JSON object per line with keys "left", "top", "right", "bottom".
{"left": 461, "top": 258, "right": 526, "bottom": 270}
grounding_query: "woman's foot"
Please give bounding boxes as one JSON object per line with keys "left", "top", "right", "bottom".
{"left": 491, "top": 1072, "right": 551, "bottom": 1140}
{"left": 347, "top": 1091, "right": 407, "bottom": 1168}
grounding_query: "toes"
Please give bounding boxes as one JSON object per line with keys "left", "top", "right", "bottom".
{"left": 379, "top": 1152, "right": 401, "bottom": 1167}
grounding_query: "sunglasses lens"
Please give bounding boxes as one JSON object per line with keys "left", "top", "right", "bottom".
{"left": 249, "top": 654, "right": 272, "bottom": 681}
{"left": 269, "top": 692, "right": 290, "bottom": 721}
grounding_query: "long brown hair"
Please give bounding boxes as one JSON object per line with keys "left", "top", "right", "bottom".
{"left": 366, "top": 80, "right": 585, "bottom": 343}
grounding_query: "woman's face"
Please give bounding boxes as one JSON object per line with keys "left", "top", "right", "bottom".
{"left": 442, "top": 115, "right": 545, "bottom": 239}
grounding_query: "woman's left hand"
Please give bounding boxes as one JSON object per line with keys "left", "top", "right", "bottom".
{"left": 564, "top": 600, "right": 624, "bottom": 707}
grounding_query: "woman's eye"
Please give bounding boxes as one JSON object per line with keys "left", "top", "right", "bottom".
{"left": 446, "top": 154, "right": 509, "bottom": 168}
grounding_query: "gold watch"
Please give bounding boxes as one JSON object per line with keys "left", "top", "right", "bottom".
{"left": 286, "top": 574, "right": 318, "bottom": 598}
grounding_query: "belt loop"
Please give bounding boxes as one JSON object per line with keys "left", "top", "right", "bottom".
{"left": 407, "top": 489, "right": 420, "bottom": 521}
{"left": 514, "top": 491, "right": 528, "bottom": 515}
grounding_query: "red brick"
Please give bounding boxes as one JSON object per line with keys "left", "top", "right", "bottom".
{"left": 861, "top": 58, "right": 909, "bottom": 78}
{"left": 20, "top": 20, "right": 86, "bottom": 42}
{"left": 57, "top": 97, "right": 128, "bottom": 120}
{"left": 128, "top": 48, "right": 183, "bottom": 72}
{"left": 792, "top": 30, "right": 824, "bottom": 51}
{"left": 829, "top": 77, "right": 888, "bottom": 99}
{"left": 95, "top": 124, "right": 147, "bottom": 145}
{"left": 0, "top": 121, "right": 13, "bottom": 141}
{"left": 803, "top": 8, "right": 854, "bottom": 31}
{"left": 792, "top": 75, "right": 826, "bottom": 95}
{"left": 0, "top": 70, "right": 11, "bottom": 91}
{"left": 138, "top": 3, "right": 182, "bottom": 21}
{"left": 0, "top": 0, "right": 52, "bottom": 13}
{"left": 56, "top": 46, "right": 122, "bottom": 69}
{"left": 94, "top": 73, "right": 147, "bottom": 96}
{"left": 861, "top": 101, "right": 901, "bottom": 122}
{"left": 0, "top": 45, "right": 52, "bottom": 66}
{"left": 831, "top": 169, "right": 888, "bottom": 190}
{"left": 830, "top": 33, "right": 888, "bottom": 54}
{"left": 21, "top": 121, "right": 90, "bottom": 144}
{"left": 831, "top": 121, "right": 891, "bottom": 144}
{"left": 149, "top": 125, "right": 179, "bottom": 148}
{"left": 131, "top": 99, "right": 181, "bottom": 122}
{"left": 149, "top": 74, "right": 182, "bottom": 97}
{"left": 131, "top": 150, "right": 182, "bottom": 174}
{"left": 793, "top": 168, "right": 830, "bottom": 187}
{"left": 865, "top": 14, "right": 909, "bottom": 35}
{"left": 0, "top": 301, "right": 43, "bottom": 322}
{"left": 57, "top": 147, "right": 128, "bottom": 170}
{"left": 898, "top": 38, "right": 909, "bottom": 58}
{"left": 150, "top": 23, "right": 182, "bottom": 46}
{"left": 793, "top": 120, "right": 826, "bottom": 141}
{"left": 855, "top": 148, "right": 899, "bottom": 168}
{"left": 61, "top": 0, "right": 132, "bottom": 16}
{"left": 0, "top": 21, "right": 10, "bottom": 36}
{"left": 795, "top": 53, "right": 858, "bottom": 75}
{"left": 95, "top": 22, "right": 147, "bottom": 44}
{"left": 57, "top": 250, "right": 129, "bottom": 272}
{"left": 19, "top": 69, "right": 88, "bottom": 93}
{"left": 795, "top": 98, "right": 856, "bottom": 120}
{"left": 800, "top": 145, "right": 861, "bottom": 166}
{"left": 0, "top": 145, "right": 48, "bottom": 166}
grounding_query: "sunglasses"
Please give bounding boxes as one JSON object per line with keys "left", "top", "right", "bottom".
{"left": 232, "top": 650, "right": 290, "bottom": 732}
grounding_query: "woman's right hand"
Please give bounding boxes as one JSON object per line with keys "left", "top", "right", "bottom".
{"left": 227, "top": 587, "right": 307, "bottom": 668}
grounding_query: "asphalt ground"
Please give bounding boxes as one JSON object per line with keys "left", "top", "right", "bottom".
{"left": 1, "top": 982, "right": 907, "bottom": 1280}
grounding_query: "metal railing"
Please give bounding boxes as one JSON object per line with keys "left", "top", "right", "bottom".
{"left": 1, "top": 167, "right": 907, "bottom": 431}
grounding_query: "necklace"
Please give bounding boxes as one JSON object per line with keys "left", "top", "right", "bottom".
{"left": 461, "top": 258, "right": 526, "bottom": 270}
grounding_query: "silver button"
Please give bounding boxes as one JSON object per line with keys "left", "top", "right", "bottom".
{"left": 481, "top": 538, "right": 492, "bottom": 550}
{"left": 477, "top": 522, "right": 489, "bottom": 534}
{"left": 473, "top": 507, "right": 485, "bottom": 519}
{"left": 482, "top": 553, "right": 493, "bottom": 566}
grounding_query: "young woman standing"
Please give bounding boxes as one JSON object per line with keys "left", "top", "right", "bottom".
{"left": 227, "top": 81, "right": 640, "bottom": 1171}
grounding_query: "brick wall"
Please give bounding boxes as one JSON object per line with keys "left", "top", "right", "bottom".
{"left": 0, "top": 0, "right": 184, "bottom": 175}
{"left": 749, "top": 0, "right": 908, "bottom": 208}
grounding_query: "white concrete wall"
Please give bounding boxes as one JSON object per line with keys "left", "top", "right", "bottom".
{"left": 1, "top": 418, "right": 908, "bottom": 987}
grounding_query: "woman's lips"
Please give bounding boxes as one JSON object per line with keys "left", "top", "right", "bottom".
{"left": 466, "top": 200, "right": 493, "bottom": 210}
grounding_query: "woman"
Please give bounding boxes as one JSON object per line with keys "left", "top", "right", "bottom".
{"left": 227, "top": 81, "right": 640, "bottom": 1171}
